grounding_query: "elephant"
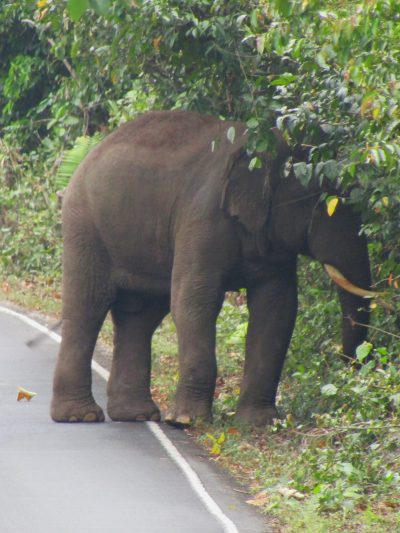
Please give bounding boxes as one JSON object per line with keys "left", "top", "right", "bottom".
{"left": 51, "top": 110, "right": 374, "bottom": 426}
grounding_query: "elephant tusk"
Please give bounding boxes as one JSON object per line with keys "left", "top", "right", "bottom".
{"left": 324, "top": 264, "right": 379, "bottom": 299}
{"left": 324, "top": 264, "right": 397, "bottom": 312}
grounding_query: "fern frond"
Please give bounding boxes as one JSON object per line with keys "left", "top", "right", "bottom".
{"left": 55, "top": 133, "right": 104, "bottom": 190}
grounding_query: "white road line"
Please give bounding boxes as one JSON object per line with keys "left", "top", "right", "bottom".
{"left": 146, "top": 421, "right": 239, "bottom": 533}
{"left": 0, "top": 305, "right": 62, "bottom": 344}
{"left": 0, "top": 305, "right": 240, "bottom": 533}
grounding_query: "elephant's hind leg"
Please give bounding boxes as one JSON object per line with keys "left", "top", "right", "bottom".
{"left": 51, "top": 226, "right": 113, "bottom": 423}
{"left": 107, "top": 294, "right": 169, "bottom": 422}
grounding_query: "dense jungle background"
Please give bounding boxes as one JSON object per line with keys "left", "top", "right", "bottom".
{"left": 0, "top": 1, "right": 399, "bottom": 531}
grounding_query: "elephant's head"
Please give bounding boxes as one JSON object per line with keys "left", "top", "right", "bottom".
{"left": 274, "top": 176, "right": 372, "bottom": 356}
{"left": 222, "top": 132, "right": 372, "bottom": 357}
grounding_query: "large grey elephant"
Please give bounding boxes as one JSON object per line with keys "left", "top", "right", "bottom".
{"left": 51, "top": 110, "right": 373, "bottom": 426}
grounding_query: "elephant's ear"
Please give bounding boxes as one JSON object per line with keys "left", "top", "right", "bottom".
{"left": 220, "top": 154, "right": 271, "bottom": 234}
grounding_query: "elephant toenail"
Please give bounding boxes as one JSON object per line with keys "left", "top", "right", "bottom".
{"left": 176, "top": 414, "right": 191, "bottom": 426}
{"left": 69, "top": 416, "right": 78, "bottom": 422}
{"left": 135, "top": 414, "right": 147, "bottom": 421}
{"left": 83, "top": 412, "right": 97, "bottom": 422}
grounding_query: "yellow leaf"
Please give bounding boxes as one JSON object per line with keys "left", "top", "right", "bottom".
{"left": 37, "top": 0, "right": 48, "bottom": 7}
{"left": 372, "top": 106, "right": 381, "bottom": 120}
{"left": 217, "top": 432, "right": 226, "bottom": 444}
{"left": 211, "top": 442, "right": 221, "bottom": 455}
{"left": 152, "top": 37, "right": 162, "bottom": 51}
{"left": 327, "top": 197, "right": 339, "bottom": 217}
{"left": 17, "top": 387, "right": 37, "bottom": 401}
{"left": 382, "top": 196, "right": 389, "bottom": 207}
{"left": 360, "top": 95, "right": 374, "bottom": 116}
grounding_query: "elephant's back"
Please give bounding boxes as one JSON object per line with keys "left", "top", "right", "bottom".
{"left": 82, "top": 110, "right": 247, "bottom": 174}
{"left": 62, "top": 110, "right": 247, "bottom": 283}
{"left": 66, "top": 110, "right": 247, "bottom": 224}
{"left": 106, "top": 110, "right": 246, "bottom": 160}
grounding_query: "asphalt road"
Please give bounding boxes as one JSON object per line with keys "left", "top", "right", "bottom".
{"left": 0, "top": 305, "right": 270, "bottom": 533}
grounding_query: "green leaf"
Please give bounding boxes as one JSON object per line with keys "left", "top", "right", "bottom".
{"left": 256, "top": 139, "right": 269, "bottom": 152}
{"left": 340, "top": 462, "right": 354, "bottom": 476}
{"left": 89, "top": 0, "right": 112, "bottom": 16}
{"left": 249, "top": 157, "right": 262, "bottom": 170}
{"left": 273, "top": 0, "right": 292, "bottom": 17}
{"left": 227, "top": 126, "right": 236, "bottom": 144}
{"left": 390, "top": 393, "right": 400, "bottom": 408}
{"left": 293, "top": 162, "right": 313, "bottom": 186}
{"left": 356, "top": 342, "right": 373, "bottom": 362}
{"left": 321, "top": 384, "right": 338, "bottom": 396}
{"left": 68, "top": 0, "right": 89, "bottom": 21}
{"left": 323, "top": 160, "right": 340, "bottom": 180}
{"left": 316, "top": 52, "right": 329, "bottom": 69}
{"left": 246, "top": 117, "right": 259, "bottom": 129}
{"left": 270, "top": 73, "right": 298, "bottom": 86}
{"left": 360, "top": 360, "right": 376, "bottom": 376}
{"left": 292, "top": 38, "right": 304, "bottom": 59}
{"left": 250, "top": 9, "right": 259, "bottom": 29}
{"left": 349, "top": 188, "right": 364, "bottom": 204}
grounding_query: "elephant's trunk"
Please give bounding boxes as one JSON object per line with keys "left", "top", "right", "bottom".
{"left": 324, "top": 263, "right": 371, "bottom": 357}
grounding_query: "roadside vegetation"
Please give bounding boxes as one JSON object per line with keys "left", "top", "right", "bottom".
{"left": 0, "top": 1, "right": 399, "bottom": 531}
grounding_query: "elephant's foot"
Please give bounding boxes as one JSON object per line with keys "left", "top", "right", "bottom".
{"left": 165, "top": 399, "right": 212, "bottom": 428}
{"left": 51, "top": 395, "right": 105, "bottom": 423}
{"left": 235, "top": 404, "right": 279, "bottom": 426}
{"left": 107, "top": 395, "right": 161, "bottom": 422}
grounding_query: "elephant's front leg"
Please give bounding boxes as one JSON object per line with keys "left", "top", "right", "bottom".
{"left": 237, "top": 262, "right": 298, "bottom": 426}
{"left": 166, "top": 275, "right": 224, "bottom": 427}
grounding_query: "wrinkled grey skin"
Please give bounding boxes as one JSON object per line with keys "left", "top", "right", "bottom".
{"left": 51, "top": 110, "right": 371, "bottom": 426}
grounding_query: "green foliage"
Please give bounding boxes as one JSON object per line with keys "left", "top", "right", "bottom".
{"left": 107, "top": 81, "right": 158, "bottom": 128}
{"left": 2, "top": 0, "right": 398, "bottom": 271}
{"left": 0, "top": 141, "right": 61, "bottom": 278}
{"left": 67, "top": 0, "right": 112, "bottom": 21}
{"left": 55, "top": 133, "right": 104, "bottom": 190}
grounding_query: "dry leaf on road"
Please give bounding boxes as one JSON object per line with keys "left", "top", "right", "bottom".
{"left": 17, "top": 387, "right": 37, "bottom": 401}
